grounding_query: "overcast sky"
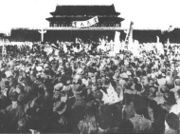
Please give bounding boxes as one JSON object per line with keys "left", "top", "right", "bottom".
{"left": 0, "top": 0, "right": 180, "bottom": 33}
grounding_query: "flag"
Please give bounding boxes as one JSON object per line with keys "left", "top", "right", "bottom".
{"left": 44, "top": 45, "right": 53, "bottom": 55}
{"left": 101, "top": 83, "right": 123, "bottom": 105}
{"left": 29, "top": 129, "right": 40, "bottom": 134}
{"left": 114, "top": 31, "right": 121, "bottom": 53}
{"left": 129, "top": 114, "right": 152, "bottom": 132}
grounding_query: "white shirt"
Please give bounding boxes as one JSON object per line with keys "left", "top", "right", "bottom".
{"left": 170, "top": 99, "right": 180, "bottom": 115}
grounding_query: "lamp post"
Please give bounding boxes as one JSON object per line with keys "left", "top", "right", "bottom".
{"left": 38, "top": 29, "right": 47, "bottom": 42}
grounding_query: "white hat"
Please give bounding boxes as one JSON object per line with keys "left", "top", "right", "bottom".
{"left": 54, "top": 83, "right": 64, "bottom": 91}
{"left": 151, "top": 74, "right": 156, "bottom": 79}
{"left": 49, "top": 56, "right": 54, "bottom": 62}
{"left": 157, "top": 78, "right": 166, "bottom": 86}
{"left": 36, "top": 66, "right": 43, "bottom": 72}
{"left": 120, "top": 73, "right": 128, "bottom": 79}
{"left": 44, "top": 64, "right": 49, "bottom": 68}
{"left": 74, "top": 74, "right": 81, "bottom": 81}
{"left": 5, "top": 70, "right": 13, "bottom": 78}
{"left": 126, "top": 71, "right": 132, "bottom": 76}
{"left": 76, "top": 68, "right": 83, "bottom": 75}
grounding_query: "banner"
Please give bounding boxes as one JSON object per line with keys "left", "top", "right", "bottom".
{"left": 2, "top": 45, "right": 7, "bottom": 56}
{"left": 113, "top": 31, "right": 121, "bottom": 53}
{"left": 72, "top": 16, "right": 99, "bottom": 28}
{"left": 128, "top": 40, "right": 140, "bottom": 57}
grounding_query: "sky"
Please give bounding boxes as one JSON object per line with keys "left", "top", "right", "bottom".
{"left": 0, "top": 0, "right": 180, "bottom": 33}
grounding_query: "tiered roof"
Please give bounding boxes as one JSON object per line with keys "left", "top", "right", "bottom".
{"left": 50, "top": 4, "right": 119, "bottom": 16}
{"left": 46, "top": 4, "right": 124, "bottom": 22}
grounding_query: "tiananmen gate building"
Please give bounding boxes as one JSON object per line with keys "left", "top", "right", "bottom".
{"left": 9, "top": 5, "right": 180, "bottom": 43}
{"left": 44, "top": 4, "right": 124, "bottom": 42}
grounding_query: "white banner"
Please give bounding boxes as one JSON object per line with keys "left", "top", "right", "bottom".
{"left": 2, "top": 45, "right": 7, "bottom": 56}
{"left": 72, "top": 16, "right": 99, "bottom": 28}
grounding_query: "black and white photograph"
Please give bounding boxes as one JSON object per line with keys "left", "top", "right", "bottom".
{"left": 0, "top": 0, "right": 180, "bottom": 133}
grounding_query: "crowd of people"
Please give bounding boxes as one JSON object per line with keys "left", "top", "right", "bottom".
{"left": 0, "top": 39, "right": 180, "bottom": 134}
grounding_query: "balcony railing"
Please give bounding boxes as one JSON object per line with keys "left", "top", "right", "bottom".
{"left": 50, "top": 23, "right": 121, "bottom": 27}
{"left": 45, "top": 27, "right": 122, "bottom": 31}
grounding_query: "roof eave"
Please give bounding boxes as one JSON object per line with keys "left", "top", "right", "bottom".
{"left": 46, "top": 17, "right": 53, "bottom": 21}
{"left": 120, "top": 18, "right": 125, "bottom": 22}
{"left": 115, "top": 12, "right": 120, "bottom": 16}
{"left": 50, "top": 12, "right": 55, "bottom": 16}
